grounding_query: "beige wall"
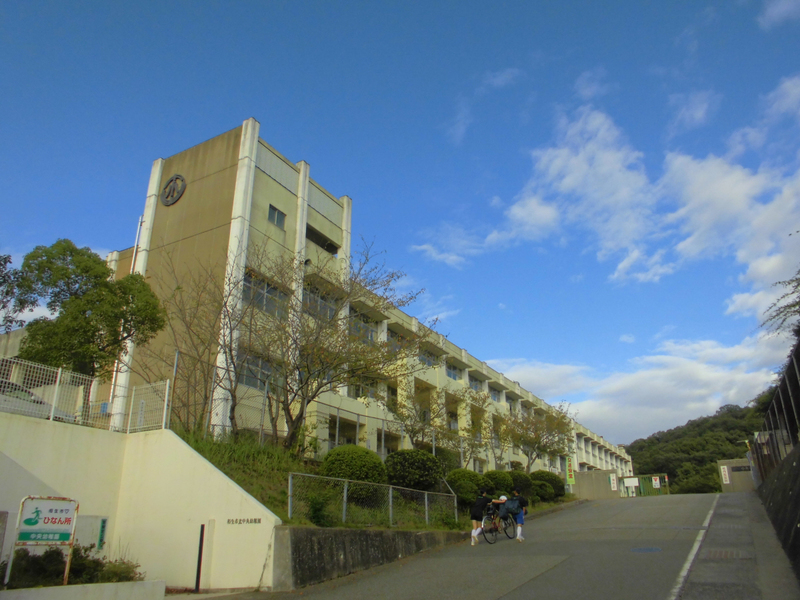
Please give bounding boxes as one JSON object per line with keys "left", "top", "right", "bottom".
{"left": 0, "top": 412, "right": 281, "bottom": 591}
{"left": 718, "top": 458, "right": 756, "bottom": 493}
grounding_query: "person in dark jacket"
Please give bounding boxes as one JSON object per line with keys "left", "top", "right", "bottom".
{"left": 470, "top": 489, "right": 503, "bottom": 545}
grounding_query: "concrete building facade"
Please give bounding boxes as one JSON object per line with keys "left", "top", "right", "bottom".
{"left": 109, "top": 118, "right": 632, "bottom": 478}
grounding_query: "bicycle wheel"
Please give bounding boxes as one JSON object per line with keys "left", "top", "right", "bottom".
{"left": 481, "top": 515, "right": 497, "bottom": 544}
{"left": 503, "top": 515, "right": 516, "bottom": 539}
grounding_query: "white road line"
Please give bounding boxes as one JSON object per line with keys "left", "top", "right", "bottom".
{"left": 665, "top": 494, "right": 720, "bottom": 600}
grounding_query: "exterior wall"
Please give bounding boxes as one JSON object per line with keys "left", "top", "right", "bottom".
{"left": 0, "top": 328, "right": 27, "bottom": 358}
{"left": 718, "top": 458, "right": 756, "bottom": 493}
{"left": 571, "top": 470, "right": 623, "bottom": 500}
{"left": 0, "top": 412, "right": 281, "bottom": 591}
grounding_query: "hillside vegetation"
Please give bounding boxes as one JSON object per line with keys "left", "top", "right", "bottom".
{"left": 625, "top": 395, "right": 769, "bottom": 494}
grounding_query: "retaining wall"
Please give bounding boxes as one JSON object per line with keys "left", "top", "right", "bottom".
{"left": 757, "top": 442, "right": 800, "bottom": 577}
{"left": 0, "top": 580, "right": 165, "bottom": 600}
{"left": 272, "top": 527, "right": 467, "bottom": 590}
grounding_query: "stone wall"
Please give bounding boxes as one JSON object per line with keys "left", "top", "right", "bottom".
{"left": 272, "top": 527, "right": 467, "bottom": 590}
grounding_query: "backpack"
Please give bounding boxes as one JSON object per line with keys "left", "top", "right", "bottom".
{"left": 504, "top": 497, "right": 521, "bottom": 516}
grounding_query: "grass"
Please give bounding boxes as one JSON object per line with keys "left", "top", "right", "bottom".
{"left": 177, "top": 430, "right": 578, "bottom": 531}
{"left": 178, "top": 429, "right": 312, "bottom": 521}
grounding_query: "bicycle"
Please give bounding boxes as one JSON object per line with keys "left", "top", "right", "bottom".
{"left": 481, "top": 504, "right": 516, "bottom": 544}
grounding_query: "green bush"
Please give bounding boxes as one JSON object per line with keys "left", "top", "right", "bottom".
{"left": 320, "top": 444, "right": 387, "bottom": 484}
{"left": 509, "top": 461, "right": 525, "bottom": 471}
{"left": 446, "top": 468, "right": 490, "bottom": 506}
{"left": 385, "top": 449, "right": 441, "bottom": 491}
{"left": 320, "top": 445, "right": 387, "bottom": 506}
{"left": 530, "top": 480, "right": 555, "bottom": 502}
{"left": 509, "top": 470, "right": 534, "bottom": 496}
{"left": 531, "top": 470, "right": 566, "bottom": 497}
{"left": 0, "top": 545, "right": 143, "bottom": 589}
{"left": 484, "top": 470, "right": 514, "bottom": 495}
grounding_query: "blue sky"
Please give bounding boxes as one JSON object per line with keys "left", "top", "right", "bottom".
{"left": 3, "top": 1, "right": 800, "bottom": 444}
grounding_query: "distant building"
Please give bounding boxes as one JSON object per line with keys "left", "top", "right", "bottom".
{"left": 107, "top": 118, "right": 632, "bottom": 476}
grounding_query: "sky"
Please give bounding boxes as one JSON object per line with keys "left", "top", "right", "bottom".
{"left": 2, "top": 1, "right": 800, "bottom": 445}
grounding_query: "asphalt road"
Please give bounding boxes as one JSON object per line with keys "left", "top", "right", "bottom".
{"left": 228, "top": 494, "right": 722, "bottom": 600}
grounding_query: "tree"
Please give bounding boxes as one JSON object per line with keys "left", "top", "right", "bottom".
{"left": 507, "top": 402, "right": 573, "bottom": 474}
{"left": 13, "top": 240, "right": 165, "bottom": 377}
{"left": 762, "top": 265, "right": 800, "bottom": 338}
{"left": 143, "top": 242, "right": 438, "bottom": 448}
{"left": 241, "top": 244, "right": 438, "bottom": 449}
{"left": 0, "top": 254, "right": 31, "bottom": 332}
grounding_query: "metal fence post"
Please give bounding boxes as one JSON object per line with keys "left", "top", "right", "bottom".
{"left": 424, "top": 492, "right": 429, "bottom": 525}
{"left": 335, "top": 408, "right": 340, "bottom": 447}
{"left": 162, "top": 379, "right": 171, "bottom": 430}
{"left": 342, "top": 481, "right": 348, "bottom": 523}
{"left": 388, "top": 485, "right": 393, "bottom": 526}
{"left": 288, "top": 473, "right": 293, "bottom": 518}
{"left": 50, "top": 367, "right": 62, "bottom": 421}
{"left": 126, "top": 387, "right": 136, "bottom": 434}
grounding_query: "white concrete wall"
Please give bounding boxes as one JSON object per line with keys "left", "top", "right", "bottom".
{"left": 0, "top": 580, "right": 165, "bottom": 600}
{"left": 0, "top": 413, "right": 280, "bottom": 591}
{"left": 115, "top": 430, "right": 280, "bottom": 590}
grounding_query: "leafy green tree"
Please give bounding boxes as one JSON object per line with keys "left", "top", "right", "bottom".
{"left": 1, "top": 254, "right": 31, "bottom": 332}
{"left": 14, "top": 240, "right": 165, "bottom": 377}
{"left": 508, "top": 402, "right": 573, "bottom": 473}
{"left": 626, "top": 402, "right": 762, "bottom": 493}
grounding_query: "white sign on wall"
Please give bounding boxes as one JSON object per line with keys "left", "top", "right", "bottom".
{"left": 609, "top": 473, "right": 618, "bottom": 491}
{"left": 652, "top": 477, "right": 661, "bottom": 489}
{"left": 624, "top": 477, "right": 640, "bottom": 487}
{"left": 720, "top": 466, "right": 730, "bottom": 485}
{"left": 4, "top": 496, "right": 79, "bottom": 587}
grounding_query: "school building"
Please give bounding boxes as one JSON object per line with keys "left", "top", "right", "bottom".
{"left": 106, "top": 117, "right": 633, "bottom": 478}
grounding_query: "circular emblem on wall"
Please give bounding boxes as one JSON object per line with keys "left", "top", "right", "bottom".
{"left": 160, "top": 174, "right": 187, "bottom": 206}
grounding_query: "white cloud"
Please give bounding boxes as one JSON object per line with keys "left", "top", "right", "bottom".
{"left": 574, "top": 67, "right": 611, "bottom": 101}
{"left": 758, "top": 0, "right": 800, "bottom": 29}
{"left": 490, "top": 331, "right": 784, "bottom": 444}
{"left": 482, "top": 68, "right": 523, "bottom": 90}
{"left": 410, "top": 244, "right": 466, "bottom": 268}
{"left": 620, "top": 334, "right": 635, "bottom": 343}
{"left": 667, "top": 90, "right": 722, "bottom": 137}
{"left": 447, "top": 97, "right": 473, "bottom": 145}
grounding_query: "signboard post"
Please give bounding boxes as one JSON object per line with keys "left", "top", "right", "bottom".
{"left": 4, "top": 496, "right": 79, "bottom": 587}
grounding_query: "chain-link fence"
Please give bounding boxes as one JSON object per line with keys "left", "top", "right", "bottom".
{"left": 0, "top": 357, "right": 168, "bottom": 433}
{"left": 288, "top": 472, "right": 458, "bottom": 528}
{"left": 751, "top": 342, "right": 800, "bottom": 483}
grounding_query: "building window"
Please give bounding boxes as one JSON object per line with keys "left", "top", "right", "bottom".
{"left": 350, "top": 309, "right": 377, "bottom": 345}
{"left": 306, "top": 225, "right": 339, "bottom": 256}
{"left": 419, "top": 350, "right": 437, "bottom": 367}
{"left": 386, "top": 385, "right": 398, "bottom": 412}
{"left": 387, "top": 329, "right": 404, "bottom": 352}
{"left": 268, "top": 205, "right": 286, "bottom": 229}
{"left": 349, "top": 378, "right": 378, "bottom": 400}
{"left": 489, "top": 387, "right": 501, "bottom": 402}
{"left": 243, "top": 272, "right": 288, "bottom": 319}
{"left": 469, "top": 375, "right": 482, "bottom": 392}
{"left": 474, "top": 459, "right": 485, "bottom": 474}
{"left": 446, "top": 363, "right": 461, "bottom": 381}
{"left": 303, "top": 286, "right": 337, "bottom": 320}
{"left": 238, "top": 354, "right": 283, "bottom": 393}
{"left": 448, "top": 411, "right": 459, "bottom": 431}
